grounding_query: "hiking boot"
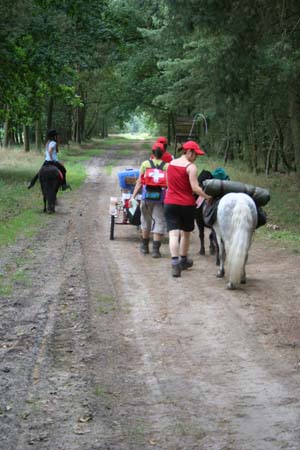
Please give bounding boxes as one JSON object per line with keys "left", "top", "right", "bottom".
{"left": 180, "top": 257, "right": 194, "bottom": 270}
{"left": 172, "top": 263, "right": 181, "bottom": 278}
{"left": 140, "top": 238, "right": 150, "bottom": 254}
{"left": 152, "top": 241, "right": 161, "bottom": 258}
{"left": 62, "top": 183, "right": 72, "bottom": 191}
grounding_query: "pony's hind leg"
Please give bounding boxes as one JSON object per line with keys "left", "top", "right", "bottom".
{"left": 240, "top": 258, "right": 248, "bottom": 284}
{"left": 195, "top": 214, "right": 205, "bottom": 255}
{"left": 227, "top": 281, "right": 236, "bottom": 290}
{"left": 209, "top": 229, "right": 220, "bottom": 265}
{"left": 216, "top": 239, "right": 225, "bottom": 278}
{"left": 199, "top": 225, "right": 205, "bottom": 255}
{"left": 209, "top": 231, "right": 215, "bottom": 255}
{"left": 241, "top": 273, "right": 246, "bottom": 284}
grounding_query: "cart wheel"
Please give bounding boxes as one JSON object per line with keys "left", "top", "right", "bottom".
{"left": 110, "top": 214, "right": 115, "bottom": 240}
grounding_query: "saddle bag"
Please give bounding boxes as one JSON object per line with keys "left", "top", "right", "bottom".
{"left": 203, "top": 200, "right": 219, "bottom": 227}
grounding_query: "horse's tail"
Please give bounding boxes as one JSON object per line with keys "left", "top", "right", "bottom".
{"left": 227, "top": 199, "right": 254, "bottom": 286}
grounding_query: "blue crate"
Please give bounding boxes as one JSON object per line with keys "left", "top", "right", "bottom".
{"left": 118, "top": 168, "right": 139, "bottom": 191}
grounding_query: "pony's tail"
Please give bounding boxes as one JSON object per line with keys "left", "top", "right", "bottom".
{"left": 227, "top": 201, "right": 253, "bottom": 286}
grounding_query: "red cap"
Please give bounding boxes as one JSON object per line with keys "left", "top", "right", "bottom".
{"left": 152, "top": 142, "right": 164, "bottom": 151}
{"left": 182, "top": 140, "right": 205, "bottom": 155}
{"left": 156, "top": 136, "right": 168, "bottom": 145}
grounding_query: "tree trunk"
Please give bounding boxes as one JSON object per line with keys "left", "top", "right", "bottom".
{"left": 265, "top": 135, "right": 276, "bottom": 176}
{"left": 35, "top": 120, "right": 42, "bottom": 151}
{"left": 86, "top": 108, "right": 99, "bottom": 139}
{"left": 289, "top": 97, "right": 300, "bottom": 187}
{"left": 250, "top": 112, "right": 258, "bottom": 173}
{"left": 18, "top": 129, "right": 23, "bottom": 145}
{"left": 100, "top": 117, "right": 106, "bottom": 138}
{"left": 76, "top": 106, "right": 81, "bottom": 143}
{"left": 223, "top": 139, "right": 231, "bottom": 164}
{"left": 3, "top": 112, "right": 10, "bottom": 148}
{"left": 80, "top": 103, "right": 86, "bottom": 140}
{"left": 47, "top": 97, "right": 54, "bottom": 131}
{"left": 167, "top": 113, "right": 171, "bottom": 145}
{"left": 67, "top": 107, "right": 72, "bottom": 143}
{"left": 14, "top": 130, "right": 19, "bottom": 145}
{"left": 23, "top": 125, "right": 30, "bottom": 152}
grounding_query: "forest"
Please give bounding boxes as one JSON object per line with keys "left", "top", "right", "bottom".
{"left": 1, "top": 0, "right": 300, "bottom": 184}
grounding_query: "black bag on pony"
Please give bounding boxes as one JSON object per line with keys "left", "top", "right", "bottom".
{"left": 256, "top": 207, "right": 267, "bottom": 228}
{"left": 203, "top": 200, "right": 219, "bottom": 227}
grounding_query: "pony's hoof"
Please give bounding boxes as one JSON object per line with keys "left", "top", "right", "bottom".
{"left": 241, "top": 277, "right": 246, "bottom": 284}
{"left": 216, "top": 270, "right": 224, "bottom": 278}
{"left": 199, "top": 249, "right": 205, "bottom": 255}
{"left": 226, "top": 282, "right": 236, "bottom": 290}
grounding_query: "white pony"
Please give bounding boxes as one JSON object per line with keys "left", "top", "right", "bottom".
{"left": 213, "top": 193, "right": 258, "bottom": 290}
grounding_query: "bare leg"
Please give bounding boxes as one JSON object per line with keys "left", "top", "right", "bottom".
{"left": 179, "top": 230, "right": 190, "bottom": 257}
{"left": 153, "top": 232, "right": 162, "bottom": 242}
{"left": 142, "top": 230, "right": 150, "bottom": 239}
{"left": 169, "top": 230, "right": 180, "bottom": 257}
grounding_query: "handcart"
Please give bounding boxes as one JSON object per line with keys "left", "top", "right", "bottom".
{"left": 109, "top": 168, "right": 141, "bottom": 240}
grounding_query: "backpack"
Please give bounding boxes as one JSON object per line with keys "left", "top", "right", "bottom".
{"left": 211, "top": 167, "right": 230, "bottom": 181}
{"left": 142, "top": 159, "right": 167, "bottom": 202}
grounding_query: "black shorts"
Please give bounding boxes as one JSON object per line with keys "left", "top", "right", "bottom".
{"left": 164, "top": 203, "right": 195, "bottom": 232}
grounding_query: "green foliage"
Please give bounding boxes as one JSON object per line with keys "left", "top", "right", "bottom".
{"left": 2, "top": 0, "right": 300, "bottom": 181}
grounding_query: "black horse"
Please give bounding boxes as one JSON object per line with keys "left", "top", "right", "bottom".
{"left": 39, "top": 164, "right": 63, "bottom": 213}
{"left": 195, "top": 170, "right": 220, "bottom": 265}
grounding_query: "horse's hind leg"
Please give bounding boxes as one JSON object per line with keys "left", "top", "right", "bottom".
{"left": 42, "top": 191, "right": 47, "bottom": 213}
{"left": 199, "top": 225, "right": 205, "bottom": 255}
{"left": 209, "top": 230, "right": 215, "bottom": 255}
{"left": 195, "top": 214, "right": 205, "bottom": 255}
{"left": 209, "top": 229, "right": 220, "bottom": 265}
{"left": 48, "top": 192, "right": 56, "bottom": 213}
{"left": 240, "top": 254, "right": 248, "bottom": 284}
{"left": 227, "top": 281, "right": 236, "bottom": 290}
{"left": 216, "top": 238, "right": 225, "bottom": 278}
{"left": 215, "top": 238, "right": 220, "bottom": 267}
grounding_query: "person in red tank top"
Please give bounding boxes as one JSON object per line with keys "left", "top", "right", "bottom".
{"left": 164, "top": 140, "right": 212, "bottom": 278}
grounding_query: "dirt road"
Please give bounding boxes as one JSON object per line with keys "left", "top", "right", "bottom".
{"left": 1, "top": 142, "right": 300, "bottom": 450}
